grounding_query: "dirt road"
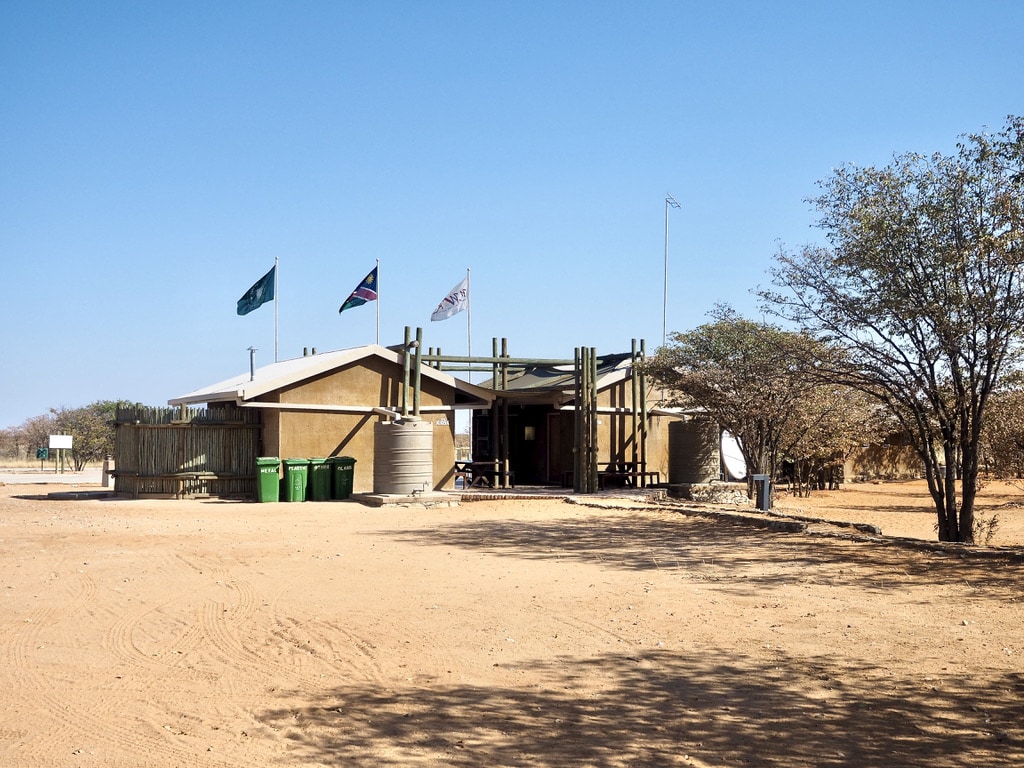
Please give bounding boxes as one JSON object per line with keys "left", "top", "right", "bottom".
{"left": 1, "top": 481, "right": 1021, "bottom": 767}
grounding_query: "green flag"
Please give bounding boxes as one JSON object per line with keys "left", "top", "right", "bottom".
{"left": 237, "top": 266, "right": 276, "bottom": 316}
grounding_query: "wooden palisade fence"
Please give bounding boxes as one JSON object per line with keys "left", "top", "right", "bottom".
{"left": 113, "top": 405, "right": 262, "bottom": 499}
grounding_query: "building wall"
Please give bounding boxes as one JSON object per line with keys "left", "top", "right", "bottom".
{"left": 480, "top": 374, "right": 673, "bottom": 485}
{"left": 843, "top": 441, "right": 927, "bottom": 482}
{"left": 595, "top": 378, "right": 671, "bottom": 478}
{"left": 255, "top": 356, "right": 457, "bottom": 493}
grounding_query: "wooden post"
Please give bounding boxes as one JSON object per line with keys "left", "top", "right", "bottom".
{"left": 413, "top": 326, "right": 423, "bottom": 417}
{"left": 591, "top": 346, "right": 598, "bottom": 492}
{"left": 402, "top": 326, "right": 412, "bottom": 417}
{"left": 501, "top": 337, "right": 510, "bottom": 488}
{"left": 640, "top": 339, "right": 649, "bottom": 487}
{"left": 631, "top": 339, "right": 639, "bottom": 474}
{"left": 573, "top": 347, "right": 582, "bottom": 493}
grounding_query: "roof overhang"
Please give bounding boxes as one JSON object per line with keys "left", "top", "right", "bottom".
{"left": 169, "top": 344, "right": 496, "bottom": 409}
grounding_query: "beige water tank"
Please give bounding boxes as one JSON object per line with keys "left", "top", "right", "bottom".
{"left": 668, "top": 418, "right": 720, "bottom": 484}
{"left": 373, "top": 418, "right": 434, "bottom": 494}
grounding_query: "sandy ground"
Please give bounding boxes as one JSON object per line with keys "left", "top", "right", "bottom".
{"left": 1, "top": 478, "right": 1022, "bottom": 767}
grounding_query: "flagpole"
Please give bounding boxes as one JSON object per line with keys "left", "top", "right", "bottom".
{"left": 375, "top": 258, "right": 380, "bottom": 346}
{"left": 663, "top": 194, "right": 680, "bottom": 347}
{"left": 466, "top": 267, "right": 472, "bottom": 384}
{"left": 274, "top": 256, "right": 279, "bottom": 362}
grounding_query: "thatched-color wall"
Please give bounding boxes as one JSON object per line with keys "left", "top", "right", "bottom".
{"left": 113, "top": 405, "right": 261, "bottom": 498}
{"left": 255, "top": 356, "right": 457, "bottom": 493}
{"left": 596, "top": 376, "right": 671, "bottom": 476}
{"left": 844, "top": 441, "right": 927, "bottom": 481}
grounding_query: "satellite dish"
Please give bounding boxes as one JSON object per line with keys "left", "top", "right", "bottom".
{"left": 721, "top": 431, "right": 746, "bottom": 480}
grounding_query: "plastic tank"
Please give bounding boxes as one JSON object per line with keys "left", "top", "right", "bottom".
{"left": 373, "top": 418, "right": 433, "bottom": 494}
{"left": 668, "top": 418, "right": 720, "bottom": 484}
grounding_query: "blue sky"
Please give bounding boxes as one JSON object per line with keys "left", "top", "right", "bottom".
{"left": 1, "top": 1, "right": 1021, "bottom": 428}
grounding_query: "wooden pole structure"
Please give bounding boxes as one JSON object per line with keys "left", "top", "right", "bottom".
{"left": 501, "top": 337, "right": 510, "bottom": 488}
{"left": 413, "top": 326, "right": 423, "bottom": 417}
{"left": 491, "top": 337, "right": 500, "bottom": 484}
{"left": 401, "top": 326, "right": 412, "bottom": 417}
{"left": 585, "top": 346, "right": 593, "bottom": 489}
{"left": 576, "top": 345, "right": 597, "bottom": 494}
{"left": 639, "top": 339, "right": 649, "bottom": 487}
{"left": 574, "top": 347, "right": 583, "bottom": 493}
{"left": 631, "top": 338, "right": 639, "bottom": 473}
{"left": 593, "top": 348, "right": 598, "bottom": 493}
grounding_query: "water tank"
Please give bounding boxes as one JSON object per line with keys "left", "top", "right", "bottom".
{"left": 668, "top": 418, "right": 720, "bottom": 484}
{"left": 373, "top": 418, "right": 434, "bottom": 494}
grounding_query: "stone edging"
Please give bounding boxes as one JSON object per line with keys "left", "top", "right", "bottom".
{"left": 566, "top": 495, "right": 1024, "bottom": 562}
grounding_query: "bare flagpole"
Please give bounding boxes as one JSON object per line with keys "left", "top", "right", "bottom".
{"left": 466, "top": 267, "right": 472, "bottom": 384}
{"left": 663, "top": 194, "right": 681, "bottom": 347}
{"left": 274, "top": 256, "right": 280, "bottom": 362}
{"left": 375, "top": 258, "right": 380, "bottom": 346}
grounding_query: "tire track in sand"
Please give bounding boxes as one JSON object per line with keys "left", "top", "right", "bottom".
{"left": 0, "top": 570, "right": 230, "bottom": 765}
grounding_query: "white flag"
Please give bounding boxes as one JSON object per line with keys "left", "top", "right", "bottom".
{"left": 430, "top": 277, "right": 469, "bottom": 321}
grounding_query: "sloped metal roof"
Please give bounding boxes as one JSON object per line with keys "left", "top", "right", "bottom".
{"left": 169, "top": 344, "right": 495, "bottom": 407}
{"left": 477, "top": 352, "right": 636, "bottom": 404}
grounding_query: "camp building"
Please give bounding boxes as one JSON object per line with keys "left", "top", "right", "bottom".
{"left": 112, "top": 338, "right": 715, "bottom": 499}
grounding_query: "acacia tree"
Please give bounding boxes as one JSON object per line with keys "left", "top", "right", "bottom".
{"left": 51, "top": 400, "right": 124, "bottom": 470}
{"left": 646, "top": 307, "right": 835, "bottom": 486}
{"left": 764, "top": 116, "right": 1024, "bottom": 543}
{"left": 15, "top": 414, "right": 57, "bottom": 459}
{"left": 780, "top": 385, "right": 884, "bottom": 496}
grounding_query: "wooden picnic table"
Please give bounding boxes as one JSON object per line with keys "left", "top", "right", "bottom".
{"left": 455, "top": 461, "right": 515, "bottom": 488}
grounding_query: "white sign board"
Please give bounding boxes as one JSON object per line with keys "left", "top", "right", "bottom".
{"left": 49, "top": 434, "right": 73, "bottom": 449}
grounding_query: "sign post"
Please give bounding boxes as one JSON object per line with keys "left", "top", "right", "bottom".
{"left": 48, "top": 435, "right": 73, "bottom": 474}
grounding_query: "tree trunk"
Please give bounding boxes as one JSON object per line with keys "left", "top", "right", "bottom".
{"left": 934, "top": 443, "right": 965, "bottom": 542}
{"left": 958, "top": 439, "right": 980, "bottom": 544}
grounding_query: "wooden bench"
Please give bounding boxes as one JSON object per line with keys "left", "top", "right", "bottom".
{"left": 562, "top": 467, "right": 661, "bottom": 490}
{"left": 599, "top": 469, "right": 660, "bottom": 489}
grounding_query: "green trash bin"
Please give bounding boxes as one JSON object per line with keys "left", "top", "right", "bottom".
{"left": 282, "top": 459, "right": 310, "bottom": 502}
{"left": 255, "top": 457, "right": 281, "bottom": 502}
{"left": 308, "top": 458, "right": 331, "bottom": 501}
{"left": 329, "top": 456, "right": 357, "bottom": 499}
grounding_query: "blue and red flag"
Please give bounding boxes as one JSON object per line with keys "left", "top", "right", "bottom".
{"left": 339, "top": 267, "right": 378, "bottom": 313}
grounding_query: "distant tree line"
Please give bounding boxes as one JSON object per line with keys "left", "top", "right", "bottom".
{"left": 0, "top": 400, "right": 143, "bottom": 471}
